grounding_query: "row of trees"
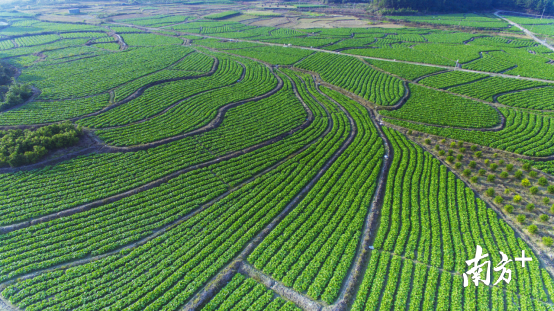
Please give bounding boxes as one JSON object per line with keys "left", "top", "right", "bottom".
{"left": 322, "top": 0, "right": 554, "bottom": 13}
{"left": 0, "top": 122, "right": 82, "bottom": 167}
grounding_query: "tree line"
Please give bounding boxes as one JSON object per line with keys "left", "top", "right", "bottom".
{"left": 322, "top": 0, "right": 554, "bottom": 14}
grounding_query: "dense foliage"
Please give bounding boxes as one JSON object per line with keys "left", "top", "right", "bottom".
{"left": 372, "top": 0, "right": 554, "bottom": 14}
{"left": 0, "top": 122, "right": 82, "bottom": 167}
{"left": 0, "top": 83, "right": 33, "bottom": 111}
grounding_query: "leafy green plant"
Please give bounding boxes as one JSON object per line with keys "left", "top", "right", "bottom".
{"left": 526, "top": 203, "right": 535, "bottom": 211}
{"left": 517, "top": 214, "right": 526, "bottom": 223}
{"left": 505, "top": 205, "right": 514, "bottom": 213}
{"left": 528, "top": 224, "right": 538, "bottom": 234}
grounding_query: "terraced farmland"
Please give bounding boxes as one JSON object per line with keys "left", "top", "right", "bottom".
{"left": 2, "top": 6, "right": 554, "bottom": 311}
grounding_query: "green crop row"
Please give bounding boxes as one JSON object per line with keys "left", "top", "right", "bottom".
{"left": 94, "top": 56, "right": 278, "bottom": 145}
{"left": 201, "top": 274, "right": 301, "bottom": 311}
{"left": 296, "top": 52, "right": 404, "bottom": 106}
{"left": 387, "top": 107, "right": 554, "bottom": 156}
{"left": 380, "top": 84, "right": 499, "bottom": 128}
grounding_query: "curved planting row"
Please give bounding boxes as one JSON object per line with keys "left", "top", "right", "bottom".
{"left": 78, "top": 56, "right": 238, "bottom": 128}
{"left": 380, "top": 83, "right": 499, "bottom": 129}
{"left": 295, "top": 52, "right": 405, "bottom": 106}
{"left": 93, "top": 56, "right": 278, "bottom": 146}
{"left": 386, "top": 107, "right": 554, "bottom": 157}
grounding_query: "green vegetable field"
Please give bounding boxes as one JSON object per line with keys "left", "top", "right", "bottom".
{"left": 1, "top": 4, "right": 554, "bottom": 311}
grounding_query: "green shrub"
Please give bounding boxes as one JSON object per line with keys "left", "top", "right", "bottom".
{"left": 523, "top": 163, "right": 531, "bottom": 171}
{"left": 517, "top": 214, "right": 526, "bottom": 223}
{"left": 455, "top": 162, "right": 462, "bottom": 169}
{"left": 448, "top": 149, "right": 454, "bottom": 156}
{"left": 500, "top": 171, "right": 509, "bottom": 178}
{"left": 486, "top": 187, "right": 495, "bottom": 197}
{"left": 469, "top": 161, "right": 476, "bottom": 168}
{"left": 471, "top": 145, "right": 477, "bottom": 151}
{"left": 446, "top": 156, "right": 454, "bottom": 163}
{"left": 487, "top": 174, "right": 495, "bottom": 182}
{"left": 458, "top": 141, "right": 463, "bottom": 148}
{"left": 506, "top": 164, "right": 514, "bottom": 172}
{"left": 463, "top": 169, "right": 471, "bottom": 177}
{"left": 515, "top": 170, "right": 523, "bottom": 179}
{"left": 513, "top": 195, "right": 522, "bottom": 203}
{"left": 544, "top": 197, "right": 550, "bottom": 204}
{"left": 475, "top": 151, "right": 482, "bottom": 158}
{"left": 434, "top": 145, "right": 440, "bottom": 151}
{"left": 505, "top": 205, "right": 514, "bottom": 213}
{"left": 493, "top": 153, "right": 498, "bottom": 158}
{"left": 540, "top": 214, "right": 549, "bottom": 222}
{"left": 460, "top": 147, "right": 466, "bottom": 153}
{"left": 408, "top": 130, "right": 413, "bottom": 135}
{"left": 526, "top": 203, "right": 535, "bottom": 211}
{"left": 439, "top": 150, "right": 445, "bottom": 156}
{"left": 456, "top": 154, "right": 463, "bottom": 161}
{"left": 450, "top": 141, "right": 456, "bottom": 148}
{"left": 543, "top": 236, "right": 553, "bottom": 247}
{"left": 530, "top": 171, "right": 538, "bottom": 178}
{"left": 424, "top": 138, "right": 431, "bottom": 144}
{"left": 548, "top": 185, "right": 554, "bottom": 194}
{"left": 539, "top": 177, "right": 548, "bottom": 186}
{"left": 479, "top": 169, "right": 486, "bottom": 176}
{"left": 551, "top": 204, "right": 554, "bottom": 214}
{"left": 530, "top": 186, "right": 539, "bottom": 194}
{"left": 521, "top": 178, "right": 531, "bottom": 187}
{"left": 494, "top": 196, "right": 504, "bottom": 204}
{"left": 470, "top": 176, "right": 479, "bottom": 183}
{"left": 485, "top": 159, "right": 490, "bottom": 165}
{"left": 528, "top": 224, "right": 538, "bottom": 234}
{"left": 499, "top": 160, "right": 505, "bottom": 165}
{"left": 490, "top": 163, "right": 498, "bottom": 171}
